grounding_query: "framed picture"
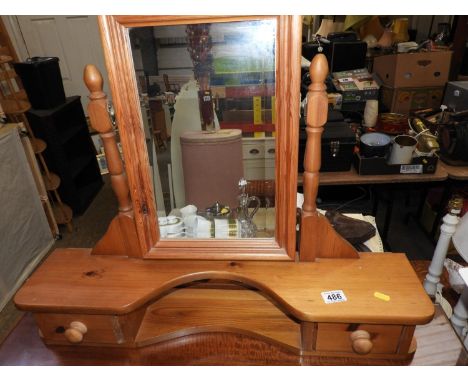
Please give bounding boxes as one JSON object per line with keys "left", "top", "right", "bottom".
{"left": 90, "top": 133, "right": 103, "bottom": 154}
{"left": 96, "top": 153, "right": 109, "bottom": 175}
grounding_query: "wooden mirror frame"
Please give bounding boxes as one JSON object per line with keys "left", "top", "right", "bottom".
{"left": 97, "top": 15, "right": 302, "bottom": 260}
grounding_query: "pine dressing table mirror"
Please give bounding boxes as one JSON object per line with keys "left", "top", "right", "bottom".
{"left": 14, "top": 15, "right": 434, "bottom": 365}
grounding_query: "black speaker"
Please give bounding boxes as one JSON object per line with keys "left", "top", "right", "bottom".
{"left": 13, "top": 57, "right": 66, "bottom": 109}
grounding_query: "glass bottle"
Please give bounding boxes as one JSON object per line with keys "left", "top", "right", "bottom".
{"left": 236, "top": 178, "right": 261, "bottom": 238}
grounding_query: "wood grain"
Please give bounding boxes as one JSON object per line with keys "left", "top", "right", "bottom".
{"left": 315, "top": 323, "right": 402, "bottom": 354}
{"left": 34, "top": 312, "right": 120, "bottom": 345}
{"left": 97, "top": 15, "right": 301, "bottom": 260}
{"left": 440, "top": 162, "right": 468, "bottom": 181}
{"left": 0, "top": 313, "right": 429, "bottom": 365}
{"left": 300, "top": 322, "right": 317, "bottom": 352}
{"left": 1, "top": 306, "right": 463, "bottom": 365}
{"left": 84, "top": 64, "right": 143, "bottom": 257}
{"left": 135, "top": 288, "right": 301, "bottom": 350}
{"left": 14, "top": 248, "right": 434, "bottom": 325}
{"left": 98, "top": 16, "right": 159, "bottom": 256}
{"left": 299, "top": 54, "right": 358, "bottom": 261}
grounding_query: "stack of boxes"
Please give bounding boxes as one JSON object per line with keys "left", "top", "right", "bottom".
{"left": 373, "top": 51, "right": 453, "bottom": 114}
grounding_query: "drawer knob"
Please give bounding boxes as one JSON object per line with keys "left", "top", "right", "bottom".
{"left": 249, "top": 148, "right": 260, "bottom": 155}
{"left": 267, "top": 148, "right": 275, "bottom": 154}
{"left": 350, "top": 330, "right": 373, "bottom": 355}
{"left": 64, "top": 321, "right": 87, "bottom": 344}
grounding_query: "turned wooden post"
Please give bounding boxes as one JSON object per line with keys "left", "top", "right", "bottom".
{"left": 301, "top": 54, "right": 328, "bottom": 216}
{"left": 84, "top": 64, "right": 142, "bottom": 257}
{"left": 299, "top": 54, "right": 358, "bottom": 261}
{"left": 84, "top": 65, "right": 131, "bottom": 213}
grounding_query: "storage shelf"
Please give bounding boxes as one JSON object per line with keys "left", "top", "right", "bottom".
{"left": 58, "top": 123, "right": 85, "bottom": 145}
{"left": 26, "top": 96, "right": 103, "bottom": 214}
{"left": 135, "top": 287, "right": 300, "bottom": 349}
{"left": 52, "top": 203, "right": 72, "bottom": 225}
{"left": 70, "top": 154, "right": 94, "bottom": 180}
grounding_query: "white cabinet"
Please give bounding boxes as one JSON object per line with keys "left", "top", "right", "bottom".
{"left": 242, "top": 137, "right": 276, "bottom": 180}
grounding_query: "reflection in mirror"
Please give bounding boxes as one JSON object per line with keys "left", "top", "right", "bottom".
{"left": 130, "top": 19, "right": 276, "bottom": 240}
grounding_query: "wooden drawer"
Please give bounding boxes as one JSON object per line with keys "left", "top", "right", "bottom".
{"left": 316, "top": 323, "right": 403, "bottom": 354}
{"left": 34, "top": 312, "right": 121, "bottom": 345}
{"left": 242, "top": 138, "right": 276, "bottom": 160}
{"left": 264, "top": 139, "right": 276, "bottom": 159}
{"left": 242, "top": 141, "right": 266, "bottom": 159}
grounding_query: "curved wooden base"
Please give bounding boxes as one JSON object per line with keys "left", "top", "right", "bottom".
{"left": 14, "top": 248, "right": 433, "bottom": 365}
{"left": 0, "top": 313, "right": 417, "bottom": 365}
{"left": 133, "top": 332, "right": 417, "bottom": 366}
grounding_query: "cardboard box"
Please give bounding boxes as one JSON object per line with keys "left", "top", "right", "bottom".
{"left": 332, "top": 68, "right": 380, "bottom": 103}
{"left": 381, "top": 85, "right": 444, "bottom": 114}
{"left": 373, "top": 51, "right": 452, "bottom": 88}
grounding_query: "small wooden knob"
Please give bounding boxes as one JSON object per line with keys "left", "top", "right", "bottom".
{"left": 64, "top": 321, "right": 87, "bottom": 344}
{"left": 309, "top": 53, "right": 328, "bottom": 84}
{"left": 84, "top": 64, "right": 104, "bottom": 93}
{"left": 350, "top": 330, "right": 373, "bottom": 355}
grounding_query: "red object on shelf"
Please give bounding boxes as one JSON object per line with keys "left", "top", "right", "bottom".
{"left": 220, "top": 122, "right": 275, "bottom": 133}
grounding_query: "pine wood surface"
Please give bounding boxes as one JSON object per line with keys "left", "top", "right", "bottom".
{"left": 299, "top": 53, "right": 359, "bottom": 261}
{"left": 15, "top": 248, "right": 434, "bottom": 325}
{"left": 84, "top": 64, "right": 143, "bottom": 258}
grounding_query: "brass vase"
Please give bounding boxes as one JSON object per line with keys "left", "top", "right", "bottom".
{"left": 392, "top": 18, "right": 409, "bottom": 43}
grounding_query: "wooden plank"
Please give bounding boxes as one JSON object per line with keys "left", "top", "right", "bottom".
{"left": 297, "top": 164, "right": 448, "bottom": 186}
{"left": 225, "top": 84, "right": 275, "bottom": 98}
{"left": 440, "top": 162, "right": 468, "bottom": 181}
{"left": 15, "top": 248, "right": 434, "bottom": 326}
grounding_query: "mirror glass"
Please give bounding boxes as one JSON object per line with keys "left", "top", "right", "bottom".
{"left": 129, "top": 19, "right": 276, "bottom": 240}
